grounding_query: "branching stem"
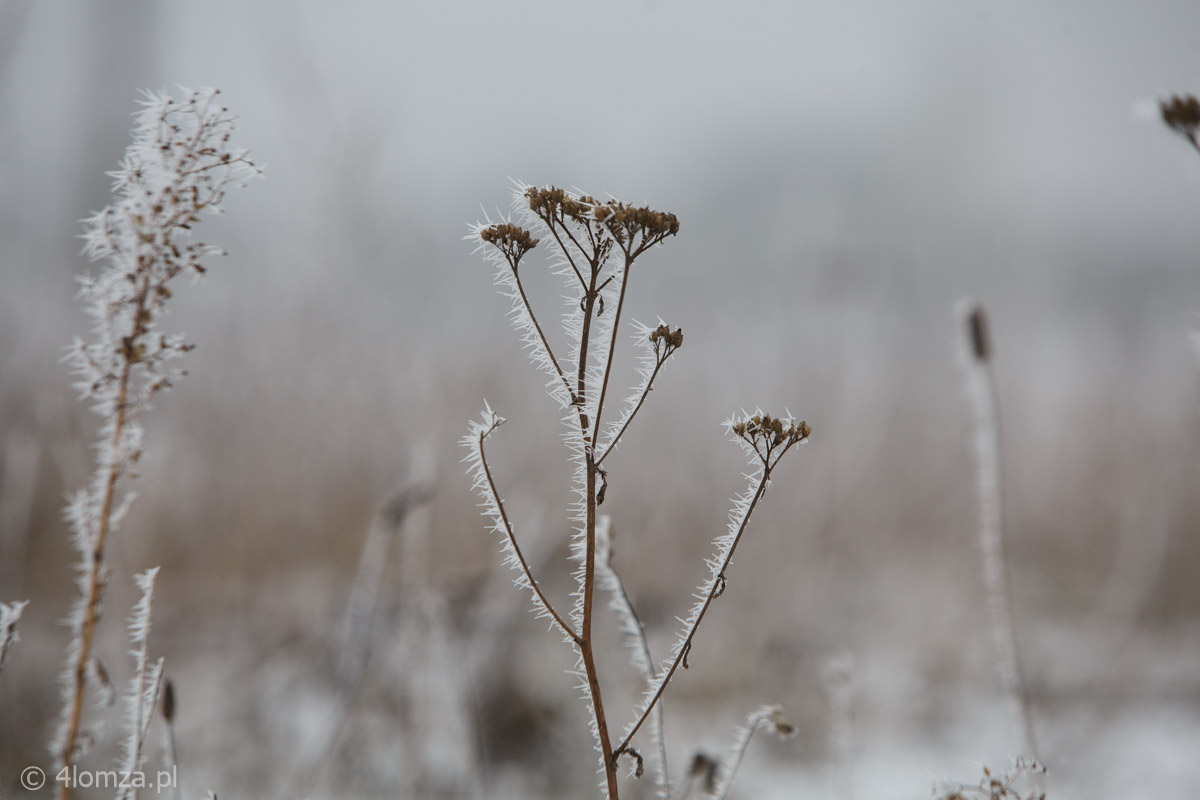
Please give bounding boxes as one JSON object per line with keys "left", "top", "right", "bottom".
{"left": 590, "top": 253, "right": 634, "bottom": 449}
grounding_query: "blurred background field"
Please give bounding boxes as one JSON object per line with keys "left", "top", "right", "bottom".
{"left": 2, "top": 2, "right": 1199, "bottom": 798}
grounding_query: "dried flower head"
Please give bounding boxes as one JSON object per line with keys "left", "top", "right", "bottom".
{"left": 967, "top": 304, "right": 991, "bottom": 363}
{"left": 594, "top": 200, "right": 680, "bottom": 254}
{"left": 649, "top": 323, "right": 683, "bottom": 352}
{"left": 1161, "top": 93, "right": 1200, "bottom": 149}
{"left": 731, "top": 413, "right": 811, "bottom": 446}
{"left": 525, "top": 185, "right": 594, "bottom": 226}
{"left": 524, "top": 185, "right": 679, "bottom": 257}
{"left": 480, "top": 222, "right": 539, "bottom": 267}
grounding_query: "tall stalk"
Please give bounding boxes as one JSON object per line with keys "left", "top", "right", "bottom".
{"left": 55, "top": 89, "right": 257, "bottom": 795}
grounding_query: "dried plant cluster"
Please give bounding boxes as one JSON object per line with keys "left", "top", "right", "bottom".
{"left": 466, "top": 184, "right": 809, "bottom": 799}
{"left": 52, "top": 88, "right": 257, "bottom": 799}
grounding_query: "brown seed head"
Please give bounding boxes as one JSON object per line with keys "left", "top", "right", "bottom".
{"left": 649, "top": 324, "right": 684, "bottom": 353}
{"left": 480, "top": 223, "right": 539, "bottom": 267}
{"left": 732, "top": 413, "right": 810, "bottom": 447}
{"left": 967, "top": 305, "right": 990, "bottom": 363}
{"left": 162, "top": 679, "right": 176, "bottom": 722}
{"left": 525, "top": 186, "right": 592, "bottom": 225}
{"left": 596, "top": 201, "right": 680, "bottom": 251}
{"left": 1161, "top": 94, "right": 1200, "bottom": 137}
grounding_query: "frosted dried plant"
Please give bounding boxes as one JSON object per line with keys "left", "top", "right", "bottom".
{"left": 54, "top": 88, "right": 258, "bottom": 797}
{"left": 465, "top": 184, "right": 810, "bottom": 799}
{"left": 117, "top": 568, "right": 165, "bottom": 800}
{"left": 934, "top": 757, "right": 1047, "bottom": 800}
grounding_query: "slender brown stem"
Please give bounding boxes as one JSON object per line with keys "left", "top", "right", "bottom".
{"left": 58, "top": 275, "right": 153, "bottom": 799}
{"left": 599, "top": 528, "right": 669, "bottom": 797}
{"left": 616, "top": 468, "right": 773, "bottom": 758}
{"left": 510, "top": 260, "right": 576, "bottom": 406}
{"left": 538, "top": 214, "right": 587, "bottom": 290}
{"left": 583, "top": 454, "right": 620, "bottom": 798}
{"left": 596, "top": 352, "right": 668, "bottom": 468}
{"left": 566, "top": 244, "right": 622, "bottom": 796}
{"left": 478, "top": 425, "right": 579, "bottom": 645}
{"left": 590, "top": 254, "right": 633, "bottom": 450}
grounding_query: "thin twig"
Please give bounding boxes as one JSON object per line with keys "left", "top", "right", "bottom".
{"left": 590, "top": 255, "right": 634, "bottom": 450}
{"left": 476, "top": 421, "right": 579, "bottom": 644}
{"left": 616, "top": 468, "right": 771, "bottom": 757}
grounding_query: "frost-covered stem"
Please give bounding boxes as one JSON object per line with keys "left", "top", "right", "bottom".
{"left": 55, "top": 89, "right": 257, "bottom": 795}
{"left": 576, "top": 260, "right": 600, "bottom": 426}
{"left": 571, "top": 260, "right": 620, "bottom": 796}
{"left": 596, "top": 344, "right": 670, "bottom": 468}
{"left": 616, "top": 468, "right": 772, "bottom": 759}
{"left": 712, "top": 706, "right": 795, "bottom": 800}
{"left": 590, "top": 254, "right": 633, "bottom": 449}
{"left": 59, "top": 352, "right": 132, "bottom": 793}
{"left": 0, "top": 600, "right": 29, "bottom": 675}
{"left": 583, "top": 454, "right": 620, "bottom": 799}
{"left": 119, "top": 567, "right": 165, "bottom": 800}
{"left": 822, "top": 652, "right": 855, "bottom": 800}
{"left": 960, "top": 303, "right": 1038, "bottom": 761}
{"left": 511, "top": 260, "right": 575, "bottom": 405}
{"left": 598, "top": 522, "right": 670, "bottom": 798}
{"left": 476, "top": 420, "right": 577, "bottom": 643}
{"left": 544, "top": 219, "right": 587, "bottom": 290}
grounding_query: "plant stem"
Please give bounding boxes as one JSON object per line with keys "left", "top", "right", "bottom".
{"left": 590, "top": 254, "right": 633, "bottom": 450}
{"left": 616, "top": 468, "right": 772, "bottom": 758}
{"left": 596, "top": 353, "right": 667, "bottom": 468}
{"left": 59, "top": 285, "right": 145, "bottom": 799}
{"left": 584, "top": 453, "right": 620, "bottom": 799}
{"left": 976, "top": 356, "right": 1039, "bottom": 760}
{"left": 477, "top": 426, "right": 577, "bottom": 642}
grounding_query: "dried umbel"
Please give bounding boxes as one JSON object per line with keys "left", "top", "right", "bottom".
{"left": 649, "top": 324, "right": 683, "bottom": 352}
{"left": 730, "top": 412, "right": 812, "bottom": 465}
{"left": 467, "top": 183, "right": 809, "bottom": 799}
{"left": 479, "top": 222, "right": 539, "bottom": 267}
{"left": 522, "top": 186, "right": 680, "bottom": 262}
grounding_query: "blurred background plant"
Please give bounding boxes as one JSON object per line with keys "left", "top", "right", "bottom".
{"left": 1, "top": 3, "right": 1199, "bottom": 799}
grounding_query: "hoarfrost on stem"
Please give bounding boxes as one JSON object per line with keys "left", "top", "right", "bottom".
{"left": 54, "top": 87, "right": 258, "bottom": 789}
